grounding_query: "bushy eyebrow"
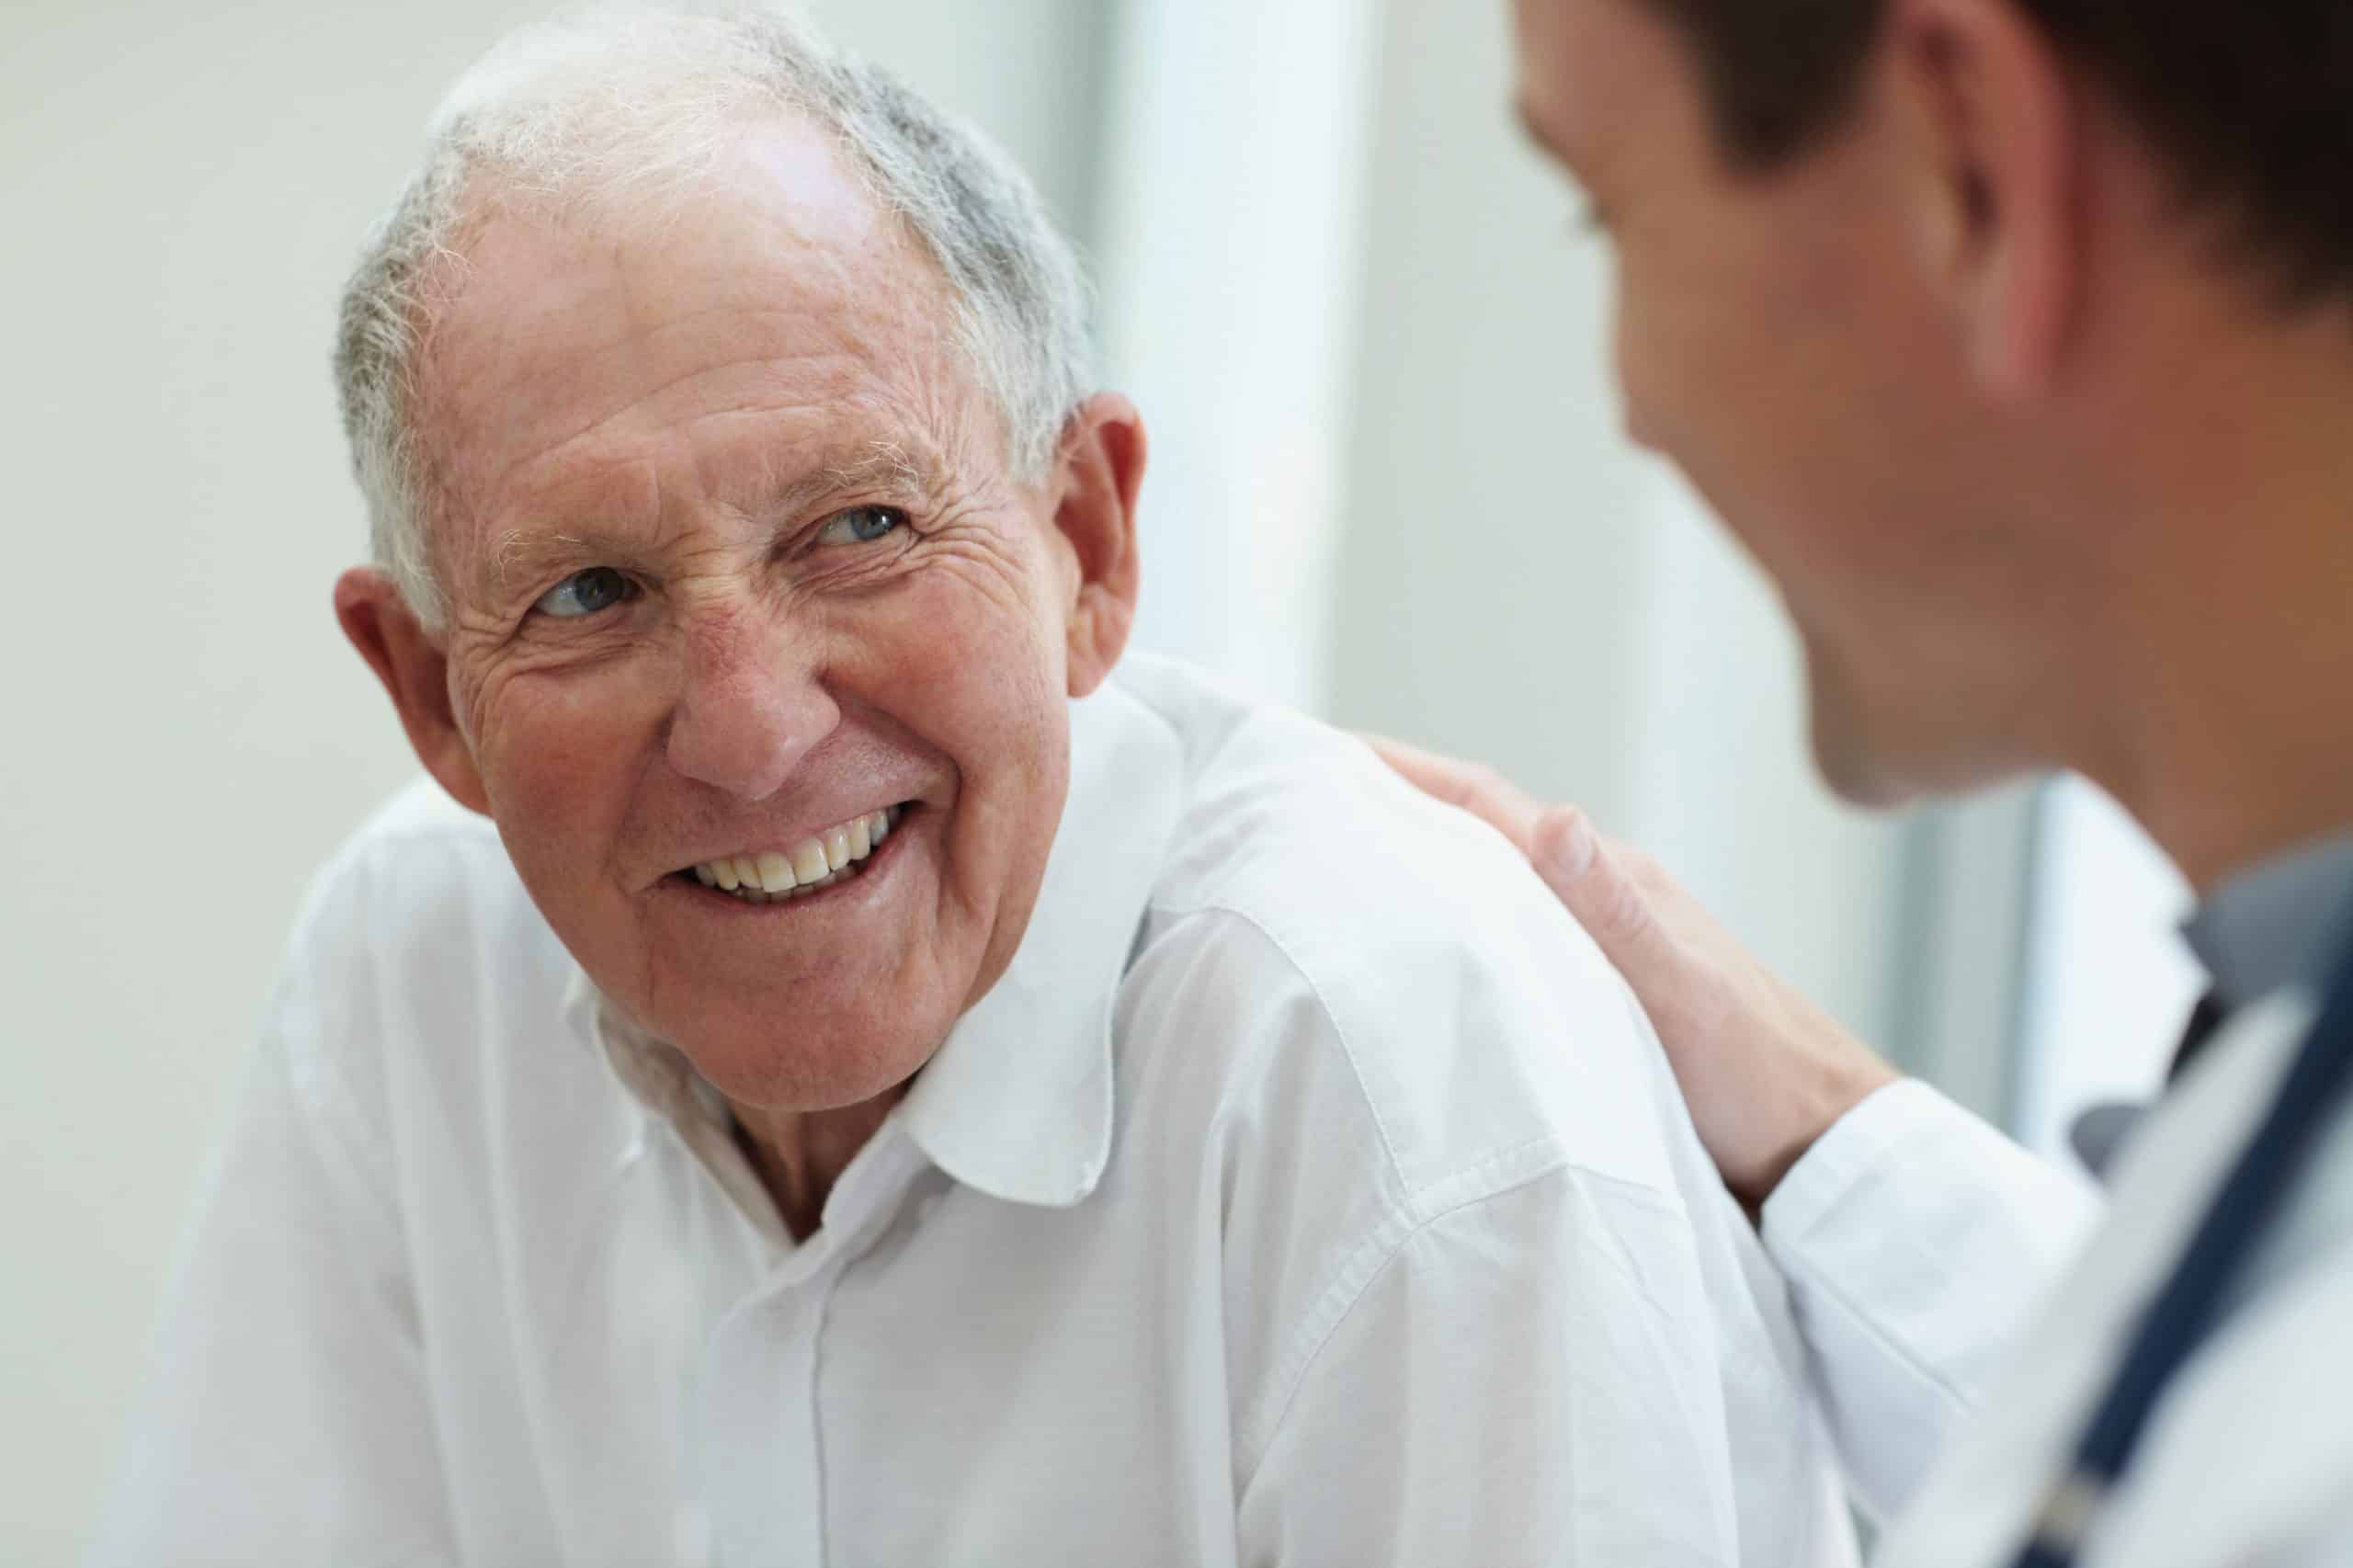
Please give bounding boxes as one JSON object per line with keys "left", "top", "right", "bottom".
{"left": 478, "top": 437, "right": 947, "bottom": 607}
{"left": 484, "top": 528, "right": 611, "bottom": 605}
{"left": 768, "top": 440, "right": 930, "bottom": 520}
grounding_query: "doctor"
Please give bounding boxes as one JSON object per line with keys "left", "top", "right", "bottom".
{"left": 1385, "top": 0, "right": 2353, "bottom": 1563}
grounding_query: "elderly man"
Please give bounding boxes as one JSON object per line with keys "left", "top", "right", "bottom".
{"left": 93, "top": 9, "right": 1848, "bottom": 1565}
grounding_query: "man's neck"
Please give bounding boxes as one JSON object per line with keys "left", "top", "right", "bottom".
{"left": 2070, "top": 294, "right": 2353, "bottom": 894}
{"left": 730, "top": 1087, "right": 908, "bottom": 1242}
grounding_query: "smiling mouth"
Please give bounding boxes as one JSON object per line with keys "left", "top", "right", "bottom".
{"left": 673, "top": 804, "right": 911, "bottom": 904}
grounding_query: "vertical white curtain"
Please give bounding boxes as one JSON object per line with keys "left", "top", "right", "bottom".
{"left": 1090, "top": 0, "right": 1386, "bottom": 713}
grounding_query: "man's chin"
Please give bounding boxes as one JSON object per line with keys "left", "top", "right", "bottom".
{"left": 1804, "top": 665, "right": 2031, "bottom": 812}
{"left": 1802, "top": 642, "right": 1949, "bottom": 811}
{"left": 1808, "top": 714, "right": 1922, "bottom": 811}
{"left": 670, "top": 1013, "right": 942, "bottom": 1116}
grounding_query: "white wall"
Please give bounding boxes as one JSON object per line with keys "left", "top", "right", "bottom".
{"left": 1093, "top": 0, "right": 1384, "bottom": 714}
{"left": 0, "top": 3, "right": 1107, "bottom": 1557}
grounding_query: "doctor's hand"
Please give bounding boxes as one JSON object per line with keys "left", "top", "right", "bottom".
{"left": 1367, "top": 736, "right": 1896, "bottom": 1209}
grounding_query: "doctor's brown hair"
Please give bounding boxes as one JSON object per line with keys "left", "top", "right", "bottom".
{"left": 1635, "top": 0, "right": 2353, "bottom": 303}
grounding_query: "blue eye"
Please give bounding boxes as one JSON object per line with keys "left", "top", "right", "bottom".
{"left": 533, "top": 566, "right": 634, "bottom": 619}
{"left": 816, "top": 506, "right": 908, "bottom": 546}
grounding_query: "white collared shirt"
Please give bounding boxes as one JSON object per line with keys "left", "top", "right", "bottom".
{"left": 1763, "top": 1006, "right": 2353, "bottom": 1565}
{"left": 93, "top": 653, "right": 1853, "bottom": 1567}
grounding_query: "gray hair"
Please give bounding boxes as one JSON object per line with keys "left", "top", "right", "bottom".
{"left": 333, "top": 4, "right": 1096, "bottom": 628}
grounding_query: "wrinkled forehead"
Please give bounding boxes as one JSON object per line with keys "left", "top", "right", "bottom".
{"left": 410, "top": 119, "right": 976, "bottom": 550}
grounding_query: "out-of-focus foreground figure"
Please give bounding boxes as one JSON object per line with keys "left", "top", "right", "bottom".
{"left": 1394, "top": 1, "right": 2353, "bottom": 1564}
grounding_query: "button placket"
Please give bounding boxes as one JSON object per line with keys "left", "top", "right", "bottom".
{"left": 696, "top": 1130, "right": 937, "bottom": 1567}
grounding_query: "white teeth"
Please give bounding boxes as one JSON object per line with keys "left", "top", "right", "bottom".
{"left": 689, "top": 804, "right": 905, "bottom": 902}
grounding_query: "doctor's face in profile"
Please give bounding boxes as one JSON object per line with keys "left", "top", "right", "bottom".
{"left": 1511, "top": 0, "right": 2070, "bottom": 806}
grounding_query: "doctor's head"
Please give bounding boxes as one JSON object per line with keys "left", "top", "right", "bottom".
{"left": 329, "top": 6, "right": 1144, "bottom": 1113}
{"left": 1512, "top": 0, "right": 2353, "bottom": 812}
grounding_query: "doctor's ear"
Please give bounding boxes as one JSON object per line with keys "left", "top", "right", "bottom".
{"left": 333, "top": 567, "right": 492, "bottom": 816}
{"left": 1046, "top": 392, "right": 1147, "bottom": 699}
{"left": 1883, "top": 0, "right": 2081, "bottom": 398}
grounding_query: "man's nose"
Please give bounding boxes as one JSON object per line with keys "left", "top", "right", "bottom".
{"left": 665, "top": 611, "right": 841, "bottom": 802}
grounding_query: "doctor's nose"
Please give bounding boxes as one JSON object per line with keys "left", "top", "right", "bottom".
{"left": 664, "top": 610, "right": 840, "bottom": 802}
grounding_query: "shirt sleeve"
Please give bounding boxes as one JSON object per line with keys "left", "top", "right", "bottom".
{"left": 1759, "top": 1078, "right": 2103, "bottom": 1523}
{"left": 1234, "top": 1169, "right": 1759, "bottom": 1567}
{"left": 86, "top": 917, "right": 458, "bottom": 1567}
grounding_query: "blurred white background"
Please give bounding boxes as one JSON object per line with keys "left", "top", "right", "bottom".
{"left": 0, "top": 0, "right": 2199, "bottom": 1557}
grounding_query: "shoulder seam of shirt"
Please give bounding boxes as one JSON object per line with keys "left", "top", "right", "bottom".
{"left": 275, "top": 862, "right": 405, "bottom": 1211}
{"left": 1144, "top": 897, "right": 1680, "bottom": 1213}
{"left": 1233, "top": 1148, "right": 1562, "bottom": 1483}
{"left": 1145, "top": 895, "right": 1415, "bottom": 1195}
{"left": 283, "top": 808, "right": 511, "bottom": 1189}
{"left": 276, "top": 1017, "right": 404, "bottom": 1223}
{"left": 1232, "top": 1152, "right": 1688, "bottom": 1491}
{"left": 1140, "top": 902, "right": 1697, "bottom": 1481}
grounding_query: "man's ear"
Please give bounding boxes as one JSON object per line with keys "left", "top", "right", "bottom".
{"left": 1047, "top": 392, "right": 1146, "bottom": 699}
{"left": 1884, "top": 0, "right": 2079, "bottom": 397}
{"left": 333, "top": 567, "right": 492, "bottom": 815}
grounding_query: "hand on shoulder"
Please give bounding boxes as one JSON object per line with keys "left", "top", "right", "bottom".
{"left": 1366, "top": 735, "right": 1897, "bottom": 1208}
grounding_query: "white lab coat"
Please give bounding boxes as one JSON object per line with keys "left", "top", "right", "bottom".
{"left": 1769, "top": 993, "right": 2353, "bottom": 1565}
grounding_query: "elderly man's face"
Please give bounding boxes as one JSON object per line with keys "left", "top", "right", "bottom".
{"left": 340, "top": 120, "right": 1142, "bottom": 1112}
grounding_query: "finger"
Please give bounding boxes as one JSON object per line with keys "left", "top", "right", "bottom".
{"left": 1360, "top": 734, "right": 1543, "bottom": 851}
{"left": 1527, "top": 806, "right": 1660, "bottom": 967}
{"left": 1360, "top": 733, "right": 1472, "bottom": 801}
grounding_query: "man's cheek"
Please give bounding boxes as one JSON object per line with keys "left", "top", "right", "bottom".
{"left": 477, "top": 699, "right": 616, "bottom": 846}
{"left": 1614, "top": 272, "right": 1726, "bottom": 471}
{"left": 883, "top": 602, "right": 1059, "bottom": 760}
{"left": 457, "top": 662, "right": 541, "bottom": 778}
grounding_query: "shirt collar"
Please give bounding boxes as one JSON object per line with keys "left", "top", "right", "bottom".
{"left": 2184, "top": 827, "right": 2353, "bottom": 1009}
{"left": 562, "top": 671, "right": 1184, "bottom": 1212}
{"left": 897, "top": 675, "right": 1183, "bottom": 1207}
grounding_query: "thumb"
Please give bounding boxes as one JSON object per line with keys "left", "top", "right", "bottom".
{"left": 1527, "top": 806, "right": 1658, "bottom": 971}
